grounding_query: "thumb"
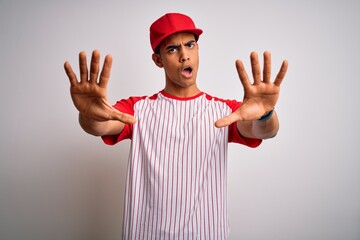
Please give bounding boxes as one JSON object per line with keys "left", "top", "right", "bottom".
{"left": 215, "top": 112, "right": 243, "bottom": 128}
{"left": 101, "top": 98, "right": 136, "bottom": 124}
{"left": 110, "top": 110, "right": 137, "bottom": 125}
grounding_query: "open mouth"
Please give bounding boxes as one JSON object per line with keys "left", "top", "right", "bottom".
{"left": 182, "top": 66, "right": 193, "bottom": 77}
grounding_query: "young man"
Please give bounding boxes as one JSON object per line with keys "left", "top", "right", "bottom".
{"left": 64, "top": 13, "right": 288, "bottom": 240}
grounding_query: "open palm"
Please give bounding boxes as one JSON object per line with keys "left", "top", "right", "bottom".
{"left": 64, "top": 50, "right": 135, "bottom": 123}
{"left": 215, "top": 51, "right": 288, "bottom": 127}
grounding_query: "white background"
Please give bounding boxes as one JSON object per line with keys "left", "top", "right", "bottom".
{"left": 0, "top": 0, "right": 359, "bottom": 239}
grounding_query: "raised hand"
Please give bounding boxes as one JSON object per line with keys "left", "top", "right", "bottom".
{"left": 215, "top": 51, "right": 288, "bottom": 128}
{"left": 64, "top": 50, "right": 136, "bottom": 124}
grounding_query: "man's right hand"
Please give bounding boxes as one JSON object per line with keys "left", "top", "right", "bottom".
{"left": 64, "top": 50, "right": 136, "bottom": 124}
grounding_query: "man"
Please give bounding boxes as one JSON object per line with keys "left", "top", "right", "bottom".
{"left": 64, "top": 12, "right": 288, "bottom": 240}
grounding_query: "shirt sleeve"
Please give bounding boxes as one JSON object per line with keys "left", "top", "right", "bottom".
{"left": 226, "top": 99, "right": 262, "bottom": 148}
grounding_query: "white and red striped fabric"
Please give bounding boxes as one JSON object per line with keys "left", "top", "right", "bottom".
{"left": 103, "top": 91, "right": 261, "bottom": 240}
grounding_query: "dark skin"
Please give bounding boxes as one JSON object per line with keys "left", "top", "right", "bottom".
{"left": 216, "top": 51, "right": 288, "bottom": 139}
{"left": 64, "top": 34, "right": 288, "bottom": 139}
{"left": 64, "top": 50, "right": 135, "bottom": 136}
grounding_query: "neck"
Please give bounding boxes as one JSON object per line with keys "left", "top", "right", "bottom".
{"left": 163, "top": 85, "right": 201, "bottom": 98}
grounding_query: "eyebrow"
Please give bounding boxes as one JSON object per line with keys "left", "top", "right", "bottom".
{"left": 166, "top": 44, "right": 180, "bottom": 51}
{"left": 185, "top": 40, "right": 196, "bottom": 45}
{"left": 165, "top": 40, "right": 196, "bottom": 50}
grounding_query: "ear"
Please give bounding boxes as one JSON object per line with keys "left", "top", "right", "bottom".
{"left": 152, "top": 53, "right": 163, "bottom": 68}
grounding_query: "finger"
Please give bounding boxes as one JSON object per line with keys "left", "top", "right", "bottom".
{"left": 274, "top": 60, "right": 289, "bottom": 86}
{"left": 235, "top": 60, "right": 252, "bottom": 90}
{"left": 100, "top": 99, "right": 136, "bottom": 124}
{"left": 250, "top": 51, "right": 261, "bottom": 84}
{"left": 79, "top": 51, "right": 88, "bottom": 83}
{"left": 263, "top": 51, "right": 271, "bottom": 83}
{"left": 98, "top": 54, "right": 113, "bottom": 89}
{"left": 89, "top": 50, "right": 100, "bottom": 84}
{"left": 111, "top": 111, "right": 137, "bottom": 125}
{"left": 102, "top": 100, "right": 136, "bottom": 124}
{"left": 214, "top": 112, "right": 242, "bottom": 128}
{"left": 64, "top": 61, "right": 78, "bottom": 86}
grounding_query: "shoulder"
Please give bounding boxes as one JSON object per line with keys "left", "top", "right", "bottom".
{"left": 116, "top": 92, "right": 159, "bottom": 105}
{"left": 203, "top": 93, "right": 241, "bottom": 111}
{"left": 113, "top": 92, "right": 159, "bottom": 114}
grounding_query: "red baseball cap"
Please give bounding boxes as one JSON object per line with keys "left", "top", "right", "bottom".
{"left": 150, "top": 13, "right": 203, "bottom": 52}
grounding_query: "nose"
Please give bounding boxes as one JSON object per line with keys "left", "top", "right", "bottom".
{"left": 180, "top": 48, "right": 190, "bottom": 62}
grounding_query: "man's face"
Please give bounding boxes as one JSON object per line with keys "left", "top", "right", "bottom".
{"left": 153, "top": 32, "right": 200, "bottom": 96}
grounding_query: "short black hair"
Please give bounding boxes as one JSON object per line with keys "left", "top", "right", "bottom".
{"left": 154, "top": 45, "right": 161, "bottom": 54}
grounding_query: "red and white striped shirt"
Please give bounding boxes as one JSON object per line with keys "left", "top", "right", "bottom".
{"left": 103, "top": 91, "right": 261, "bottom": 240}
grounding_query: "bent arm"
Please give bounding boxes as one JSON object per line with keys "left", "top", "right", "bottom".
{"left": 215, "top": 51, "right": 288, "bottom": 140}
{"left": 64, "top": 50, "right": 136, "bottom": 137}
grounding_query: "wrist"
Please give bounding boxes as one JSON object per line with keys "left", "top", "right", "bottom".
{"left": 257, "top": 109, "right": 274, "bottom": 122}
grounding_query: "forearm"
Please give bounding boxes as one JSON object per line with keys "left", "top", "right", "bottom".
{"left": 237, "top": 111, "right": 279, "bottom": 139}
{"left": 79, "top": 113, "right": 124, "bottom": 137}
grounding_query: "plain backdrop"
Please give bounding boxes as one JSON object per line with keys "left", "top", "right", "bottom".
{"left": 1, "top": 0, "right": 359, "bottom": 239}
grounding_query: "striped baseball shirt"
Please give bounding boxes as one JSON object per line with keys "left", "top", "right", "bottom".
{"left": 102, "top": 90, "right": 261, "bottom": 240}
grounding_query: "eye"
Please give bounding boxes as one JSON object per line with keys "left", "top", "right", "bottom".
{"left": 186, "top": 41, "right": 196, "bottom": 49}
{"left": 168, "top": 47, "right": 177, "bottom": 53}
{"left": 166, "top": 45, "right": 179, "bottom": 54}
